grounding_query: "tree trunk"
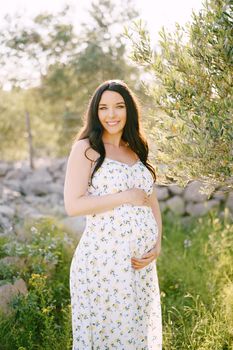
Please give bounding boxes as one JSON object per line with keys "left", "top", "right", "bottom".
{"left": 25, "top": 110, "right": 34, "bottom": 169}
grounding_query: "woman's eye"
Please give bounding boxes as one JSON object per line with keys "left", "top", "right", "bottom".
{"left": 99, "top": 105, "right": 125, "bottom": 110}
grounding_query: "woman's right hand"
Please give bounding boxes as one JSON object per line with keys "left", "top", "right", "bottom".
{"left": 125, "top": 188, "right": 151, "bottom": 207}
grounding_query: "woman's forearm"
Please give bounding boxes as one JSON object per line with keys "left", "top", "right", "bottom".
{"left": 65, "top": 190, "right": 130, "bottom": 217}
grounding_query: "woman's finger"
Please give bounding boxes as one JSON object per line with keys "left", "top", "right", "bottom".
{"left": 132, "top": 256, "right": 153, "bottom": 262}
{"left": 132, "top": 261, "right": 150, "bottom": 270}
{"left": 131, "top": 258, "right": 153, "bottom": 267}
{"left": 141, "top": 251, "right": 155, "bottom": 259}
{"left": 132, "top": 254, "right": 155, "bottom": 262}
{"left": 132, "top": 260, "right": 143, "bottom": 266}
{"left": 132, "top": 258, "right": 152, "bottom": 265}
{"left": 132, "top": 262, "right": 145, "bottom": 269}
{"left": 132, "top": 262, "right": 146, "bottom": 268}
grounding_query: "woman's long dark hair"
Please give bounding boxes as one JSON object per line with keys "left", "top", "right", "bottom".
{"left": 72, "top": 79, "right": 156, "bottom": 188}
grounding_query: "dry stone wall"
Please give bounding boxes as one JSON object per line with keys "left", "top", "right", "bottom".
{"left": 0, "top": 157, "right": 232, "bottom": 237}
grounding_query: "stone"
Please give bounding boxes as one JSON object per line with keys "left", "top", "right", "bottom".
{"left": 156, "top": 186, "right": 169, "bottom": 200}
{"left": 48, "top": 158, "right": 67, "bottom": 174}
{"left": 15, "top": 203, "right": 45, "bottom": 220}
{"left": 30, "top": 168, "right": 53, "bottom": 183}
{"left": 212, "top": 190, "right": 227, "bottom": 201}
{"left": 20, "top": 181, "right": 56, "bottom": 196}
{"left": 3, "top": 179, "right": 21, "bottom": 196}
{"left": 0, "top": 162, "right": 12, "bottom": 176}
{"left": 0, "top": 215, "right": 13, "bottom": 233}
{"left": 158, "top": 201, "right": 167, "bottom": 213}
{"left": 1, "top": 184, "right": 22, "bottom": 200}
{"left": 225, "top": 192, "right": 233, "bottom": 214}
{"left": 24, "top": 195, "right": 49, "bottom": 205}
{"left": 184, "top": 181, "right": 209, "bottom": 202}
{"left": 49, "top": 183, "right": 64, "bottom": 195}
{"left": 0, "top": 184, "right": 3, "bottom": 198}
{"left": 0, "top": 278, "right": 28, "bottom": 315}
{"left": 0, "top": 205, "right": 15, "bottom": 218}
{"left": 168, "top": 184, "right": 184, "bottom": 195}
{"left": 5, "top": 167, "right": 33, "bottom": 181}
{"left": 0, "top": 256, "right": 26, "bottom": 268}
{"left": 186, "top": 199, "right": 220, "bottom": 217}
{"left": 166, "top": 196, "right": 185, "bottom": 215}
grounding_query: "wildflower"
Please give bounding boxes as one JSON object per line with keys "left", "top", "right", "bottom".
{"left": 30, "top": 226, "right": 38, "bottom": 234}
{"left": 29, "top": 273, "right": 47, "bottom": 288}
{"left": 184, "top": 239, "right": 192, "bottom": 248}
{"left": 42, "top": 307, "right": 50, "bottom": 314}
{"left": 160, "top": 291, "right": 166, "bottom": 298}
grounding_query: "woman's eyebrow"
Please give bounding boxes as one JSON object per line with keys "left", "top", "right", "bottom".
{"left": 99, "top": 102, "right": 125, "bottom": 106}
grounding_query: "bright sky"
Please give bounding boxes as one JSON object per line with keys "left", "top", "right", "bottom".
{"left": 0, "top": 0, "right": 204, "bottom": 42}
{"left": 0, "top": 0, "right": 205, "bottom": 90}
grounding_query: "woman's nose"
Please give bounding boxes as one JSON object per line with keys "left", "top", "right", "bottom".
{"left": 109, "top": 109, "right": 115, "bottom": 117}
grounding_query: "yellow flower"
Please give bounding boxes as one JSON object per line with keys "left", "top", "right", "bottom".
{"left": 29, "top": 273, "right": 47, "bottom": 288}
{"left": 42, "top": 307, "right": 50, "bottom": 314}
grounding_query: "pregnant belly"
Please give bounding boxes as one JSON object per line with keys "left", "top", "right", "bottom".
{"left": 85, "top": 204, "right": 158, "bottom": 258}
{"left": 115, "top": 205, "right": 159, "bottom": 258}
{"left": 133, "top": 208, "right": 158, "bottom": 258}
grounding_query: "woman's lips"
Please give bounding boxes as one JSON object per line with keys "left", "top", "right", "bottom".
{"left": 106, "top": 121, "right": 120, "bottom": 126}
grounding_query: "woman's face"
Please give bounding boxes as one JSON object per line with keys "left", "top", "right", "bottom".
{"left": 98, "top": 90, "right": 127, "bottom": 135}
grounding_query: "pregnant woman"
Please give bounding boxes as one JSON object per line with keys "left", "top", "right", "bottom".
{"left": 64, "top": 79, "right": 163, "bottom": 349}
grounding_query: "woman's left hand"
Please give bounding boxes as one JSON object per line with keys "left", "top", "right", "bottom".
{"left": 131, "top": 240, "right": 161, "bottom": 270}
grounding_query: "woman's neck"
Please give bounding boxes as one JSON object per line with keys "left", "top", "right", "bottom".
{"left": 102, "top": 140, "right": 129, "bottom": 148}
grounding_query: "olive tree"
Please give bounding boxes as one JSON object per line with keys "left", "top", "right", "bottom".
{"left": 124, "top": 0, "right": 233, "bottom": 195}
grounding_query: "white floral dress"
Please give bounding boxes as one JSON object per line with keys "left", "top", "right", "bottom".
{"left": 69, "top": 157, "right": 162, "bottom": 350}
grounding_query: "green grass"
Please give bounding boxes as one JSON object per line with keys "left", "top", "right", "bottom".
{"left": 0, "top": 218, "right": 75, "bottom": 350}
{"left": 0, "top": 210, "right": 232, "bottom": 349}
{"left": 159, "top": 209, "right": 233, "bottom": 349}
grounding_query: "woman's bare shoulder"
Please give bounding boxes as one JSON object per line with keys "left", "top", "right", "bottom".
{"left": 72, "top": 138, "right": 100, "bottom": 162}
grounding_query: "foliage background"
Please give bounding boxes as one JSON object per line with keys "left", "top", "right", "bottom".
{"left": 0, "top": 0, "right": 232, "bottom": 348}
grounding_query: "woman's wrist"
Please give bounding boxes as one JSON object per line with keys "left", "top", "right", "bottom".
{"left": 111, "top": 190, "right": 130, "bottom": 207}
{"left": 120, "top": 190, "right": 130, "bottom": 205}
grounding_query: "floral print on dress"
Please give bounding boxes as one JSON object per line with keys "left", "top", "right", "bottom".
{"left": 69, "top": 158, "right": 162, "bottom": 349}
